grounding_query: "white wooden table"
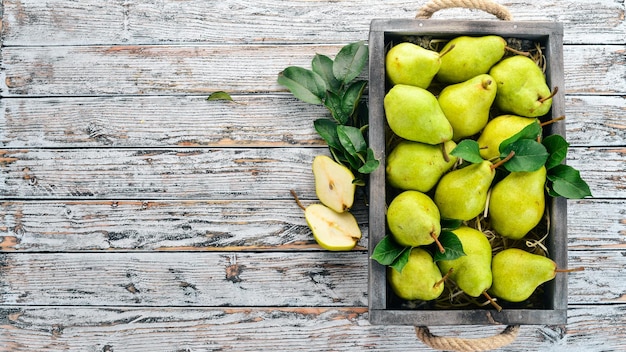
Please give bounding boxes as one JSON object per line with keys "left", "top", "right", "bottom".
{"left": 1, "top": 1, "right": 624, "bottom": 350}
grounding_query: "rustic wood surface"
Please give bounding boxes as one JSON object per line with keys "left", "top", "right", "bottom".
{"left": 1, "top": 0, "right": 624, "bottom": 351}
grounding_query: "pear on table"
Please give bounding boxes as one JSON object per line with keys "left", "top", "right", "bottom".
{"left": 477, "top": 115, "right": 537, "bottom": 160}
{"left": 436, "top": 35, "right": 507, "bottom": 84}
{"left": 386, "top": 140, "right": 458, "bottom": 192}
{"left": 490, "top": 55, "right": 556, "bottom": 117}
{"left": 489, "top": 166, "right": 547, "bottom": 240}
{"left": 385, "top": 42, "right": 442, "bottom": 89}
{"left": 388, "top": 248, "right": 444, "bottom": 301}
{"left": 312, "top": 155, "right": 355, "bottom": 213}
{"left": 438, "top": 74, "right": 497, "bottom": 141}
{"left": 386, "top": 190, "right": 442, "bottom": 249}
{"left": 384, "top": 84, "right": 453, "bottom": 145}
{"left": 304, "top": 203, "right": 361, "bottom": 251}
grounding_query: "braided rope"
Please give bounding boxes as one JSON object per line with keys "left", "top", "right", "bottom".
{"left": 415, "top": 325, "right": 521, "bottom": 351}
{"left": 416, "top": 0, "right": 513, "bottom": 21}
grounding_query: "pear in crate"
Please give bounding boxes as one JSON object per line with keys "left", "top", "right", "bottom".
{"left": 388, "top": 248, "right": 444, "bottom": 301}
{"left": 305, "top": 203, "right": 361, "bottom": 251}
{"left": 387, "top": 190, "right": 441, "bottom": 247}
{"left": 489, "top": 166, "right": 547, "bottom": 240}
{"left": 386, "top": 42, "right": 441, "bottom": 89}
{"left": 312, "top": 155, "right": 355, "bottom": 213}
{"left": 436, "top": 35, "right": 507, "bottom": 83}
{"left": 477, "top": 115, "right": 537, "bottom": 160}
{"left": 384, "top": 84, "right": 453, "bottom": 145}
{"left": 386, "top": 140, "right": 458, "bottom": 192}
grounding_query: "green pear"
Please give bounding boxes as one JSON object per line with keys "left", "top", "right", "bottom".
{"left": 436, "top": 35, "right": 507, "bottom": 84}
{"left": 388, "top": 248, "right": 444, "bottom": 301}
{"left": 386, "top": 42, "right": 441, "bottom": 89}
{"left": 437, "top": 226, "right": 492, "bottom": 297}
{"left": 386, "top": 140, "right": 458, "bottom": 192}
{"left": 387, "top": 190, "right": 441, "bottom": 247}
{"left": 384, "top": 84, "right": 453, "bottom": 145}
{"left": 477, "top": 115, "right": 538, "bottom": 160}
{"left": 434, "top": 160, "right": 495, "bottom": 221}
{"left": 305, "top": 203, "right": 361, "bottom": 251}
{"left": 438, "top": 74, "right": 497, "bottom": 141}
{"left": 490, "top": 248, "right": 556, "bottom": 302}
{"left": 489, "top": 166, "right": 547, "bottom": 240}
{"left": 312, "top": 155, "right": 355, "bottom": 213}
{"left": 489, "top": 55, "right": 554, "bottom": 117}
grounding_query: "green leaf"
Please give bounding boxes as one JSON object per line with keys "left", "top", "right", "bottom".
{"left": 313, "top": 119, "right": 342, "bottom": 151}
{"left": 440, "top": 218, "right": 463, "bottom": 231}
{"left": 333, "top": 41, "right": 368, "bottom": 84}
{"left": 277, "top": 66, "right": 327, "bottom": 105}
{"left": 390, "top": 247, "right": 411, "bottom": 273}
{"left": 312, "top": 54, "right": 341, "bottom": 93}
{"left": 207, "top": 91, "right": 234, "bottom": 102}
{"left": 337, "top": 125, "right": 367, "bottom": 156}
{"left": 499, "top": 119, "right": 542, "bottom": 153}
{"left": 342, "top": 80, "right": 367, "bottom": 119}
{"left": 433, "top": 231, "right": 466, "bottom": 262}
{"left": 358, "top": 148, "right": 380, "bottom": 174}
{"left": 543, "top": 134, "right": 569, "bottom": 170}
{"left": 324, "top": 90, "right": 348, "bottom": 124}
{"left": 451, "top": 139, "right": 484, "bottom": 164}
{"left": 500, "top": 139, "right": 549, "bottom": 172}
{"left": 547, "top": 164, "right": 593, "bottom": 199}
{"left": 371, "top": 235, "right": 408, "bottom": 266}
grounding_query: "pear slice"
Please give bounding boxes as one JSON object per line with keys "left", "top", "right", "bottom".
{"left": 305, "top": 203, "right": 361, "bottom": 251}
{"left": 312, "top": 155, "right": 356, "bottom": 213}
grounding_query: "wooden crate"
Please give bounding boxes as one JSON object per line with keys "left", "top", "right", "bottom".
{"left": 367, "top": 19, "right": 567, "bottom": 326}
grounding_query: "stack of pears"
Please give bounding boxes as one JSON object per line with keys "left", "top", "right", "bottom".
{"left": 382, "top": 34, "right": 567, "bottom": 308}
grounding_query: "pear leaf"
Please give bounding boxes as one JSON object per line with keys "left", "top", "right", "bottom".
{"left": 312, "top": 54, "right": 341, "bottom": 93}
{"left": 314, "top": 119, "right": 342, "bottom": 151}
{"left": 207, "top": 91, "right": 234, "bottom": 102}
{"left": 358, "top": 148, "right": 380, "bottom": 174}
{"left": 278, "top": 66, "right": 327, "bottom": 105}
{"left": 342, "top": 80, "right": 367, "bottom": 120}
{"left": 333, "top": 41, "right": 368, "bottom": 84}
{"left": 547, "top": 164, "right": 593, "bottom": 199}
{"left": 371, "top": 235, "right": 409, "bottom": 266}
{"left": 451, "top": 139, "right": 484, "bottom": 164}
{"left": 499, "top": 119, "right": 542, "bottom": 152}
{"left": 433, "top": 231, "right": 466, "bottom": 262}
{"left": 337, "top": 125, "right": 367, "bottom": 156}
{"left": 324, "top": 90, "right": 347, "bottom": 123}
{"left": 542, "top": 134, "right": 569, "bottom": 170}
{"left": 500, "top": 139, "right": 549, "bottom": 172}
{"left": 390, "top": 247, "right": 412, "bottom": 273}
{"left": 441, "top": 218, "right": 463, "bottom": 231}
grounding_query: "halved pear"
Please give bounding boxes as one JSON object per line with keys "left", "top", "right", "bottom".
{"left": 313, "top": 155, "right": 356, "bottom": 213}
{"left": 305, "top": 203, "right": 361, "bottom": 251}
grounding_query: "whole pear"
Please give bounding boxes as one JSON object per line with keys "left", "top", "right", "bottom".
{"left": 477, "top": 115, "right": 538, "bottom": 160}
{"left": 384, "top": 84, "right": 453, "bottom": 145}
{"left": 386, "top": 140, "right": 458, "bottom": 192}
{"left": 438, "top": 74, "right": 497, "bottom": 141}
{"left": 489, "top": 166, "right": 547, "bottom": 240}
{"left": 434, "top": 160, "right": 495, "bottom": 221}
{"left": 437, "top": 226, "right": 493, "bottom": 297}
{"left": 489, "top": 55, "right": 554, "bottom": 117}
{"left": 312, "top": 155, "right": 355, "bottom": 213}
{"left": 386, "top": 42, "right": 441, "bottom": 89}
{"left": 387, "top": 190, "right": 441, "bottom": 247}
{"left": 490, "top": 248, "right": 557, "bottom": 302}
{"left": 388, "top": 247, "right": 444, "bottom": 301}
{"left": 436, "top": 35, "right": 507, "bottom": 83}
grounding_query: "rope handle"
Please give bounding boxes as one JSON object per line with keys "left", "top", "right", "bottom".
{"left": 416, "top": 0, "right": 513, "bottom": 21}
{"left": 411, "top": 2, "right": 517, "bottom": 350}
{"left": 416, "top": 325, "right": 521, "bottom": 351}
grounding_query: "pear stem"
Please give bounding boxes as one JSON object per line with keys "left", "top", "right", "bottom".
{"left": 432, "top": 232, "right": 445, "bottom": 254}
{"left": 441, "top": 143, "right": 450, "bottom": 163}
{"left": 434, "top": 268, "right": 453, "bottom": 289}
{"left": 438, "top": 44, "right": 456, "bottom": 59}
{"left": 490, "top": 150, "right": 515, "bottom": 170}
{"left": 555, "top": 266, "right": 585, "bottom": 273}
{"left": 540, "top": 115, "right": 566, "bottom": 127}
{"left": 482, "top": 290, "right": 503, "bottom": 312}
{"left": 505, "top": 46, "right": 531, "bottom": 57}
{"left": 538, "top": 86, "right": 559, "bottom": 103}
{"left": 290, "top": 189, "right": 306, "bottom": 212}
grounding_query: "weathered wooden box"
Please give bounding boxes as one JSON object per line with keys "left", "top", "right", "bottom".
{"left": 367, "top": 19, "right": 567, "bottom": 326}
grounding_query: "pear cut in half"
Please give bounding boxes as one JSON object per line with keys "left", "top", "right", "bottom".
{"left": 313, "top": 155, "right": 356, "bottom": 213}
{"left": 305, "top": 203, "right": 361, "bottom": 251}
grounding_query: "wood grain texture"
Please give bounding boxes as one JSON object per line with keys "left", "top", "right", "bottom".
{"left": 0, "top": 305, "right": 624, "bottom": 351}
{"left": 1, "top": 0, "right": 624, "bottom": 45}
{"left": 0, "top": 198, "right": 621, "bottom": 252}
{"left": 1, "top": 95, "right": 623, "bottom": 148}
{"left": 1, "top": 45, "right": 624, "bottom": 96}
{"left": 0, "top": 251, "right": 623, "bottom": 306}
